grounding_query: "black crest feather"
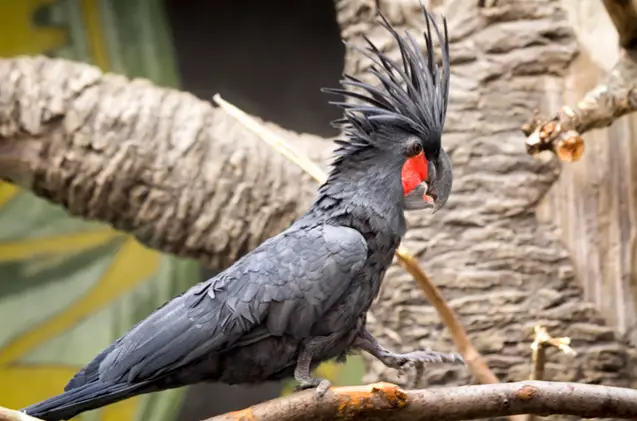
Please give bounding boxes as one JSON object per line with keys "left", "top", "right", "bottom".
{"left": 322, "top": 6, "right": 450, "bottom": 164}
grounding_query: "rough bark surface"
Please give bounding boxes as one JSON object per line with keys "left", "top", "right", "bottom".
{"left": 206, "top": 381, "right": 637, "bottom": 421}
{"left": 5, "top": 382, "right": 637, "bottom": 421}
{"left": 0, "top": 57, "right": 323, "bottom": 270}
{"left": 334, "top": 0, "right": 637, "bottom": 400}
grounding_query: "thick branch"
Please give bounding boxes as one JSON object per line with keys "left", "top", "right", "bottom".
{"left": 3, "top": 381, "right": 637, "bottom": 421}
{"left": 204, "top": 381, "right": 637, "bottom": 421}
{"left": 0, "top": 56, "right": 318, "bottom": 270}
{"left": 602, "top": 0, "right": 637, "bottom": 49}
{"left": 522, "top": 49, "right": 637, "bottom": 162}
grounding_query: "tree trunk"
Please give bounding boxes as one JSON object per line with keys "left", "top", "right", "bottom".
{"left": 0, "top": 56, "right": 323, "bottom": 271}
{"left": 541, "top": 0, "right": 637, "bottom": 343}
{"left": 334, "top": 0, "right": 637, "bottom": 396}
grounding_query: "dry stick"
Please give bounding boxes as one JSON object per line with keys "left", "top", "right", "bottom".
{"left": 0, "top": 407, "right": 40, "bottom": 421}
{"left": 529, "top": 325, "right": 576, "bottom": 381}
{"left": 213, "top": 94, "right": 499, "bottom": 386}
{"left": 206, "top": 381, "right": 637, "bottom": 421}
{"left": 394, "top": 248, "right": 499, "bottom": 385}
{"left": 525, "top": 325, "right": 577, "bottom": 421}
{"left": 529, "top": 328, "right": 547, "bottom": 383}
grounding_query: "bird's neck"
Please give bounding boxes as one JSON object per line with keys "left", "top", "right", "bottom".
{"left": 310, "top": 162, "right": 407, "bottom": 240}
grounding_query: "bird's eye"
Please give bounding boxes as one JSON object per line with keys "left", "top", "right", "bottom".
{"left": 404, "top": 140, "right": 423, "bottom": 157}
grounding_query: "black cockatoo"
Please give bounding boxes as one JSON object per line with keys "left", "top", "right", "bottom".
{"left": 23, "top": 6, "right": 459, "bottom": 421}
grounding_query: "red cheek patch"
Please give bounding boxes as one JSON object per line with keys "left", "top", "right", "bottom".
{"left": 401, "top": 152, "right": 428, "bottom": 196}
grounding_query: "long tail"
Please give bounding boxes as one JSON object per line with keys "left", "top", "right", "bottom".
{"left": 21, "top": 381, "right": 149, "bottom": 421}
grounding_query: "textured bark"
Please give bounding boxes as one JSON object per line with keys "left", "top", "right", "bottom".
{"left": 206, "top": 381, "right": 637, "bottom": 421}
{"left": 4, "top": 382, "right": 637, "bottom": 421}
{"left": 0, "top": 57, "right": 323, "bottom": 270}
{"left": 333, "top": 0, "right": 637, "bottom": 403}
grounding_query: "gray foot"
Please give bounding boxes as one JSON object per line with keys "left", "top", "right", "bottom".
{"left": 293, "top": 377, "right": 332, "bottom": 397}
{"left": 380, "top": 349, "right": 465, "bottom": 371}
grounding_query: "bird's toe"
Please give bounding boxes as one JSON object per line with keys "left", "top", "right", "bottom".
{"left": 315, "top": 379, "right": 332, "bottom": 397}
{"left": 294, "top": 377, "right": 332, "bottom": 396}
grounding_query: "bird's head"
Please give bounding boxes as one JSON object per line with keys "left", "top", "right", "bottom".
{"left": 323, "top": 6, "right": 452, "bottom": 214}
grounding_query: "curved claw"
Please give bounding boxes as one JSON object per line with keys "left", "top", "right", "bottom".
{"left": 294, "top": 377, "right": 332, "bottom": 398}
{"left": 315, "top": 379, "right": 332, "bottom": 397}
{"left": 395, "top": 351, "right": 465, "bottom": 389}
{"left": 400, "top": 350, "right": 466, "bottom": 367}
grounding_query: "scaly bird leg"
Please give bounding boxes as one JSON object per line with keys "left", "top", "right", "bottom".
{"left": 293, "top": 339, "right": 332, "bottom": 397}
{"left": 353, "top": 329, "right": 465, "bottom": 372}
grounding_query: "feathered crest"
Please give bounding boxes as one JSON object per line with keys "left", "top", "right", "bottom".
{"left": 322, "top": 6, "right": 450, "bottom": 161}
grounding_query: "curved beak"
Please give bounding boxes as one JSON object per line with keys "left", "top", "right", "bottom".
{"left": 403, "top": 148, "right": 452, "bottom": 213}
{"left": 428, "top": 148, "right": 453, "bottom": 213}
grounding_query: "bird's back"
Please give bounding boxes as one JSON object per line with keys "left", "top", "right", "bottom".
{"left": 70, "top": 217, "right": 370, "bottom": 386}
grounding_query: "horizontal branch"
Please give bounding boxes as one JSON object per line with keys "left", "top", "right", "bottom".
{"left": 522, "top": 49, "right": 637, "bottom": 162}
{"left": 2, "top": 381, "right": 636, "bottom": 421}
{"left": 207, "top": 381, "right": 637, "bottom": 421}
{"left": 0, "top": 56, "right": 320, "bottom": 270}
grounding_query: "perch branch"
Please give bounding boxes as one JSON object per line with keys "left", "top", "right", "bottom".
{"left": 205, "top": 381, "right": 637, "bottom": 421}
{"left": 4, "top": 382, "right": 637, "bottom": 421}
{"left": 522, "top": 48, "right": 637, "bottom": 162}
{"left": 213, "top": 95, "right": 499, "bottom": 387}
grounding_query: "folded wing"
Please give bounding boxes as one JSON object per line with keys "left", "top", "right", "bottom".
{"left": 90, "top": 223, "right": 368, "bottom": 384}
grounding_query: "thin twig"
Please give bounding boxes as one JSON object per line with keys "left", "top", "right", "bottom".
{"left": 526, "top": 325, "right": 576, "bottom": 421}
{"left": 213, "top": 95, "right": 327, "bottom": 184}
{"left": 212, "top": 94, "right": 498, "bottom": 385}
{"left": 206, "top": 380, "right": 637, "bottom": 421}
{"left": 529, "top": 335, "right": 546, "bottom": 382}
{"left": 394, "top": 247, "right": 499, "bottom": 386}
{"left": 0, "top": 407, "right": 40, "bottom": 421}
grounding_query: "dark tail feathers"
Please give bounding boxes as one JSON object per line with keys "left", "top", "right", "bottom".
{"left": 22, "top": 381, "right": 147, "bottom": 421}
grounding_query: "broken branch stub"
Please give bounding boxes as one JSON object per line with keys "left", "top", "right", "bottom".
{"left": 523, "top": 49, "right": 637, "bottom": 163}
{"left": 523, "top": 112, "right": 585, "bottom": 163}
